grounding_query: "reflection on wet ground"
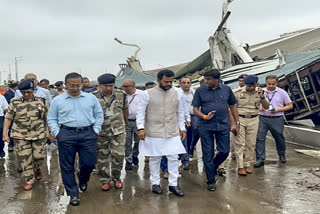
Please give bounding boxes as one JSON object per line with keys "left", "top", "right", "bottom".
{"left": 0, "top": 140, "right": 320, "bottom": 214}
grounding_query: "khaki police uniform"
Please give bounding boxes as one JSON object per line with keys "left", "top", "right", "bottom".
{"left": 92, "top": 89, "right": 128, "bottom": 184}
{"left": 234, "top": 87, "right": 262, "bottom": 168}
{"left": 5, "top": 96, "right": 48, "bottom": 184}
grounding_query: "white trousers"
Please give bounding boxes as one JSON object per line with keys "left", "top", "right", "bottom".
{"left": 149, "top": 155, "right": 179, "bottom": 186}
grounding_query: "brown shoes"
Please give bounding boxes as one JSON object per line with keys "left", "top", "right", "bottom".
{"left": 238, "top": 168, "right": 247, "bottom": 176}
{"left": 35, "top": 170, "right": 42, "bottom": 180}
{"left": 244, "top": 167, "right": 252, "bottom": 174}
{"left": 24, "top": 183, "right": 32, "bottom": 191}
{"left": 114, "top": 180, "right": 123, "bottom": 189}
{"left": 101, "top": 183, "right": 111, "bottom": 191}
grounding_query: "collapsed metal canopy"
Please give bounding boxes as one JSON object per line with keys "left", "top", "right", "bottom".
{"left": 115, "top": 67, "right": 157, "bottom": 88}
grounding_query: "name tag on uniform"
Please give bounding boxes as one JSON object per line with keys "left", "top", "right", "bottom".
{"left": 106, "top": 110, "right": 114, "bottom": 117}
{"left": 239, "top": 93, "right": 246, "bottom": 99}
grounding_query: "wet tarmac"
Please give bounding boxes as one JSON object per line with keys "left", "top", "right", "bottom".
{"left": 0, "top": 140, "right": 319, "bottom": 214}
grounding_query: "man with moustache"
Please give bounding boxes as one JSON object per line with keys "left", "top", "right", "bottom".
{"left": 233, "top": 75, "right": 269, "bottom": 176}
{"left": 137, "top": 69, "right": 186, "bottom": 197}
{"left": 92, "top": 73, "right": 128, "bottom": 191}
{"left": 254, "top": 75, "right": 293, "bottom": 168}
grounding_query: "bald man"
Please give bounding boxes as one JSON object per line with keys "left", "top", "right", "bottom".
{"left": 122, "top": 80, "right": 143, "bottom": 170}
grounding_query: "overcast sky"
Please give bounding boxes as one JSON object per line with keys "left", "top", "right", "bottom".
{"left": 0, "top": 0, "right": 319, "bottom": 83}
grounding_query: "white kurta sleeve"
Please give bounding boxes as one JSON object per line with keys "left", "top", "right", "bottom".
{"left": 177, "top": 93, "right": 186, "bottom": 131}
{"left": 136, "top": 90, "right": 150, "bottom": 130}
{"left": 183, "top": 95, "right": 191, "bottom": 123}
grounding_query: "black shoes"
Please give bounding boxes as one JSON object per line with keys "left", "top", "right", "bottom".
{"left": 132, "top": 157, "right": 139, "bottom": 165}
{"left": 218, "top": 168, "right": 226, "bottom": 176}
{"left": 69, "top": 195, "right": 80, "bottom": 206}
{"left": 152, "top": 185, "right": 162, "bottom": 194}
{"left": 279, "top": 156, "right": 286, "bottom": 163}
{"left": 79, "top": 183, "right": 87, "bottom": 192}
{"left": 125, "top": 162, "right": 133, "bottom": 170}
{"left": 17, "top": 167, "right": 23, "bottom": 173}
{"left": 207, "top": 183, "right": 216, "bottom": 191}
{"left": 8, "top": 147, "right": 14, "bottom": 152}
{"left": 254, "top": 161, "right": 264, "bottom": 168}
{"left": 183, "top": 163, "right": 190, "bottom": 170}
{"left": 169, "top": 186, "right": 184, "bottom": 197}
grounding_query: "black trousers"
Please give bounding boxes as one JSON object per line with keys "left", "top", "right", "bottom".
{"left": 57, "top": 125, "right": 97, "bottom": 197}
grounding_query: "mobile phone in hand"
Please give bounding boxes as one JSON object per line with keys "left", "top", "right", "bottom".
{"left": 232, "top": 129, "right": 237, "bottom": 136}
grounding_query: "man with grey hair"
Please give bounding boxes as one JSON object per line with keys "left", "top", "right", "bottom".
{"left": 122, "top": 79, "right": 143, "bottom": 170}
{"left": 16, "top": 73, "right": 52, "bottom": 105}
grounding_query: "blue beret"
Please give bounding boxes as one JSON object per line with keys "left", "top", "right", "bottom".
{"left": 55, "top": 81, "right": 63, "bottom": 86}
{"left": 243, "top": 75, "right": 258, "bottom": 85}
{"left": 238, "top": 74, "right": 247, "bottom": 80}
{"left": 98, "top": 73, "right": 116, "bottom": 84}
{"left": 18, "top": 79, "right": 35, "bottom": 90}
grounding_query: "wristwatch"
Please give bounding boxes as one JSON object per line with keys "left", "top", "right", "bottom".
{"left": 236, "top": 121, "right": 240, "bottom": 125}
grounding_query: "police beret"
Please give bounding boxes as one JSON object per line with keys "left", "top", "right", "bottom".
{"left": 18, "top": 79, "right": 35, "bottom": 90}
{"left": 9, "top": 81, "right": 19, "bottom": 88}
{"left": 238, "top": 74, "right": 247, "bottom": 80}
{"left": 55, "top": 81, "right": 64, "bottom": 86}
{"left": 243, "top": 75, "right": 258, "bottom": 85}
{"left": 97, "top": 73, "right": 116, "bottom": 84}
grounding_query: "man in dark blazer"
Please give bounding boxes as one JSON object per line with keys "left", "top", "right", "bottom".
{"left": 4, "top": 81, "right": 19, "bottom": 152}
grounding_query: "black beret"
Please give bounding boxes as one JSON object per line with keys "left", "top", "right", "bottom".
{"left": 18, "top": 79, "right": 35, "bottom": 90}
{"left": 55, "top": 81, "right": 64, "bottom": 86}
{"left": 10, "top": 82, "right": 19, "bottom": 88}
{"left": 243, "top": 75, "right": 258, "bottom": 85}
{"left": 238, "top": 74, "right": 247, "bottom": 80}
{"left": 97, "top": 73, "right": 116, "bottom": 84}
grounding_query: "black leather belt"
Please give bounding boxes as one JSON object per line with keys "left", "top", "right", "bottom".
{"left": 60, "top": 124, "right": 92, "bottom": 132}
{"left": 128, "top": 119, "right": 136, "bottom": 122}
{"left": 259, "top": 115, "right": 283, "bottom": 118}
{"left": 239, "top": 114, "right": 258, "bottom": 118}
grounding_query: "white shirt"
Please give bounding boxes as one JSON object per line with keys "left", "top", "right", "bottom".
{"left": 174, "top": 87, "right": 191, "bottom": 123}
{"left": 177, "top": 87, "right": 195, "bottom": 115}
{"left": 126, "top": 89, "right": 143, "bottom": 120}
{"left": 0, "top": 95, "right": 9, "bottom": 116}
{"left": 16, "top": 86, "right": 52, "bottom": 105}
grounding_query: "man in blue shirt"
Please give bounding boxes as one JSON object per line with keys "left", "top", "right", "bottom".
{"left": 192, "top": 69, "right": 239, "bottom": 192}
{"left": 48, "top": 72, "right": 103, "bottom": 206}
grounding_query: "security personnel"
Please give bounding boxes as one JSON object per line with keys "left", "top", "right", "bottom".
{"left": 92, "top": 73, "right": 129, "bottom": 191}
{"left": 3, "top": 79, "right": 48, "bottom": 191}
{"left": 233, "top": 75, "right": 269, "bottom": 176}
{"left": 55, "top": 81, "right": 65, "bottom": 95}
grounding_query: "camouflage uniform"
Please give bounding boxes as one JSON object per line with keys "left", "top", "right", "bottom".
{"left": 5, "top": 96, "right": 48, "bottom": 184}
{"left": 92, "top": 89, "right": 128, "bottom": 184}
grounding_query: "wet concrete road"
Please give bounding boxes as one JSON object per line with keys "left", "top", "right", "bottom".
{"left": 0, "top": 140, "right": 319, "bottom": 214}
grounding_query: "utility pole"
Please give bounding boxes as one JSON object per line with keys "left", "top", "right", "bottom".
{"left": 15, "top": 56, "right": 23, "bottom": 81}
{"left": 8, "top": 64, "right": 12, "bottom": 81}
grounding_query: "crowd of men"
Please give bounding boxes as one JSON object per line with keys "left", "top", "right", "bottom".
{"left": 0, "top": 69, "right": 292, "bottom": 206}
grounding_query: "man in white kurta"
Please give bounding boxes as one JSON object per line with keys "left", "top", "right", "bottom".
{"left": 136, "top": 70, "right": 186, "bottom": 197}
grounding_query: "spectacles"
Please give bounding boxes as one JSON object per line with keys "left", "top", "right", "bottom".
{"left": 68, "top": 85, "right": 82, "bottom": 89}
{"left": 122, "top": 85, "right": 132, "bottom": 88}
